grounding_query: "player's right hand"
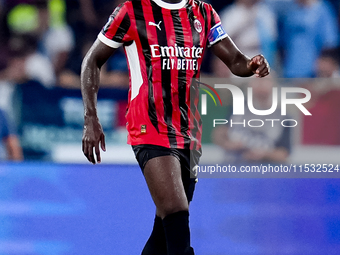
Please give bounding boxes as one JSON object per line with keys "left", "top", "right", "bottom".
{"left": 82, "top": 117, "right": 106, "bottom": 164}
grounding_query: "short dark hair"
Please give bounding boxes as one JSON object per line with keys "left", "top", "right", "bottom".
{"left": 319, "top": 48, "right": 340, "bottom": 66}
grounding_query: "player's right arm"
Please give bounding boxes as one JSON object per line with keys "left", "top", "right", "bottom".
{"left": 81, "top": 1, "right": 131, "bottom": 164}
{"left": 81, "top": 39, "right": 117, "bottom": 164}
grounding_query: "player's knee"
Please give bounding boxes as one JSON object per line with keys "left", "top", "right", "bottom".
{"left": 159, "top": 203, "right": 189, "bottom": 219}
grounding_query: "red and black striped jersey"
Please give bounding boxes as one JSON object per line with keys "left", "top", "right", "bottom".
{"left": 98, "top": 0, "right": 228, "bottom": 149}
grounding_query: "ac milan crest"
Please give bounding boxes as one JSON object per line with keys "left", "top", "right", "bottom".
{"left": 194, "top": 19, "right": 202, "bottom": 33}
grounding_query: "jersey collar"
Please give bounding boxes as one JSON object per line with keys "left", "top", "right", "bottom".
{"left": 152, "top": 0, "right": 187, "bottom": 10}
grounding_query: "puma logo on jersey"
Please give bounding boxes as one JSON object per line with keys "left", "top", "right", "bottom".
{"left": 149, "top": 21, "right": 162, "bottom": 31}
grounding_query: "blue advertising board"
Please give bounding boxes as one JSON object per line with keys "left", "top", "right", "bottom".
{"left": 1, "top": 162, "right": 340, "bottom": 255}
{"left": 16, "top": 81, "right": 128, "bottom": 160}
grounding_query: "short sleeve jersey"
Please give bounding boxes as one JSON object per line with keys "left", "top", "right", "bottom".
{"left": 98, "top": 0, "right": 228, "bottom": 149}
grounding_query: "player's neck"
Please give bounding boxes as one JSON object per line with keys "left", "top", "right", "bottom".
{"left": 161, "top": 0, "right": 183, "bottom": 3}
{"left": 152, "top": 0, "right": 187, "bottom": 9}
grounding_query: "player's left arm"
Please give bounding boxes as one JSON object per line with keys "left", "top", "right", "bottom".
{"left": 211, "top": 37, "right": 270, "bottom": 78}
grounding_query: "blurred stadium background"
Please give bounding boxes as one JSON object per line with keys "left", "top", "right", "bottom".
{"left": 0, "top": 0, "right": 340, "bottom": 254}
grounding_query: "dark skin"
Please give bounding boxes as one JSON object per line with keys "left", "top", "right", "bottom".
{"left": 81, "top": 26, "right": 269, "bottom": 219}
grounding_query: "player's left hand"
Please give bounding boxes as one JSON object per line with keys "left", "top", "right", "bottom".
{"left": 247, "top": 55, "right": 270, "bottom": 78}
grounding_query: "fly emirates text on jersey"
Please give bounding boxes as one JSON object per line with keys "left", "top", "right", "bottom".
{"left": 150, "top": 44, "right": 204, "bottom": 71}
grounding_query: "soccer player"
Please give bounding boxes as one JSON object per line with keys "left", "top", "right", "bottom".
{"left": 81, "top": 0, "right": 269, "bottom": 254}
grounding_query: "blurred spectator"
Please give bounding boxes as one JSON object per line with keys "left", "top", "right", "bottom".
{"left": 60, "top": 0, "right": 129, "bottom": 89}
{"left": 0, "top": 33, "right": 55, "bottom": 88}
{"left": 264, "top": 0, "right": 294, "bottom": 15}
{"left": 66, "top": 0, "right": 117, "bottom": 32}
{"left": 0, "top": 0, "right": 10, "bottom": 70}
{"left": 208, "top": 0, "right": 234, "bottom": 13}
{"left": 326, "top": 0, "right": 340, "bottom": 19}
{"left": 213, "top": 0, "right": 277, "bottom": 77}
{"left": 302, "top": 48, "right": 340, "bottom": 145}
{"left": 37, "top": 0, "right": 74, "bottom": 76}
{"left": 281, "top": 0, "right": 339, "bottom": 78}
{"left": 0, "top": 80, "right": 15, "bottom": 118}
{"left": 5, "top": 0, "right": 74, "bottom": 77}
{"left": 0, "top": 33, "right": 55, "bottom": 127}
{"left": 59, "top": 33, "right": 129, "bottom": 89}
{"left": 65, "top": 0, "right": 121, "bottom": 62}
{"left": 315, "top": 47, "right": 340, "bottom": 78}
{"left": 212, "top": 75, "right": 291, "bottom": 164}
{"left": 0, "top": 108, "right": 23, "bottom": 161}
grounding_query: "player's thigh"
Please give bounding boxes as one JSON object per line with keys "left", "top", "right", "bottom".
{"left": 143, "top": 155, "right": 189, "bottom": 216}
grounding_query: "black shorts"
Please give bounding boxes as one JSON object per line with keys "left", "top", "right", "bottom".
{"left": 132, "top": 144, "right": 201, "bottom": 202}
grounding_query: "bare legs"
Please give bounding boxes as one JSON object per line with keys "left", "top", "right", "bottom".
{"left": 143, "top": 155, "right": 189, "bottom": 218}
{"left": 141, "top": 155, "right": 194, "bottom": 255}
